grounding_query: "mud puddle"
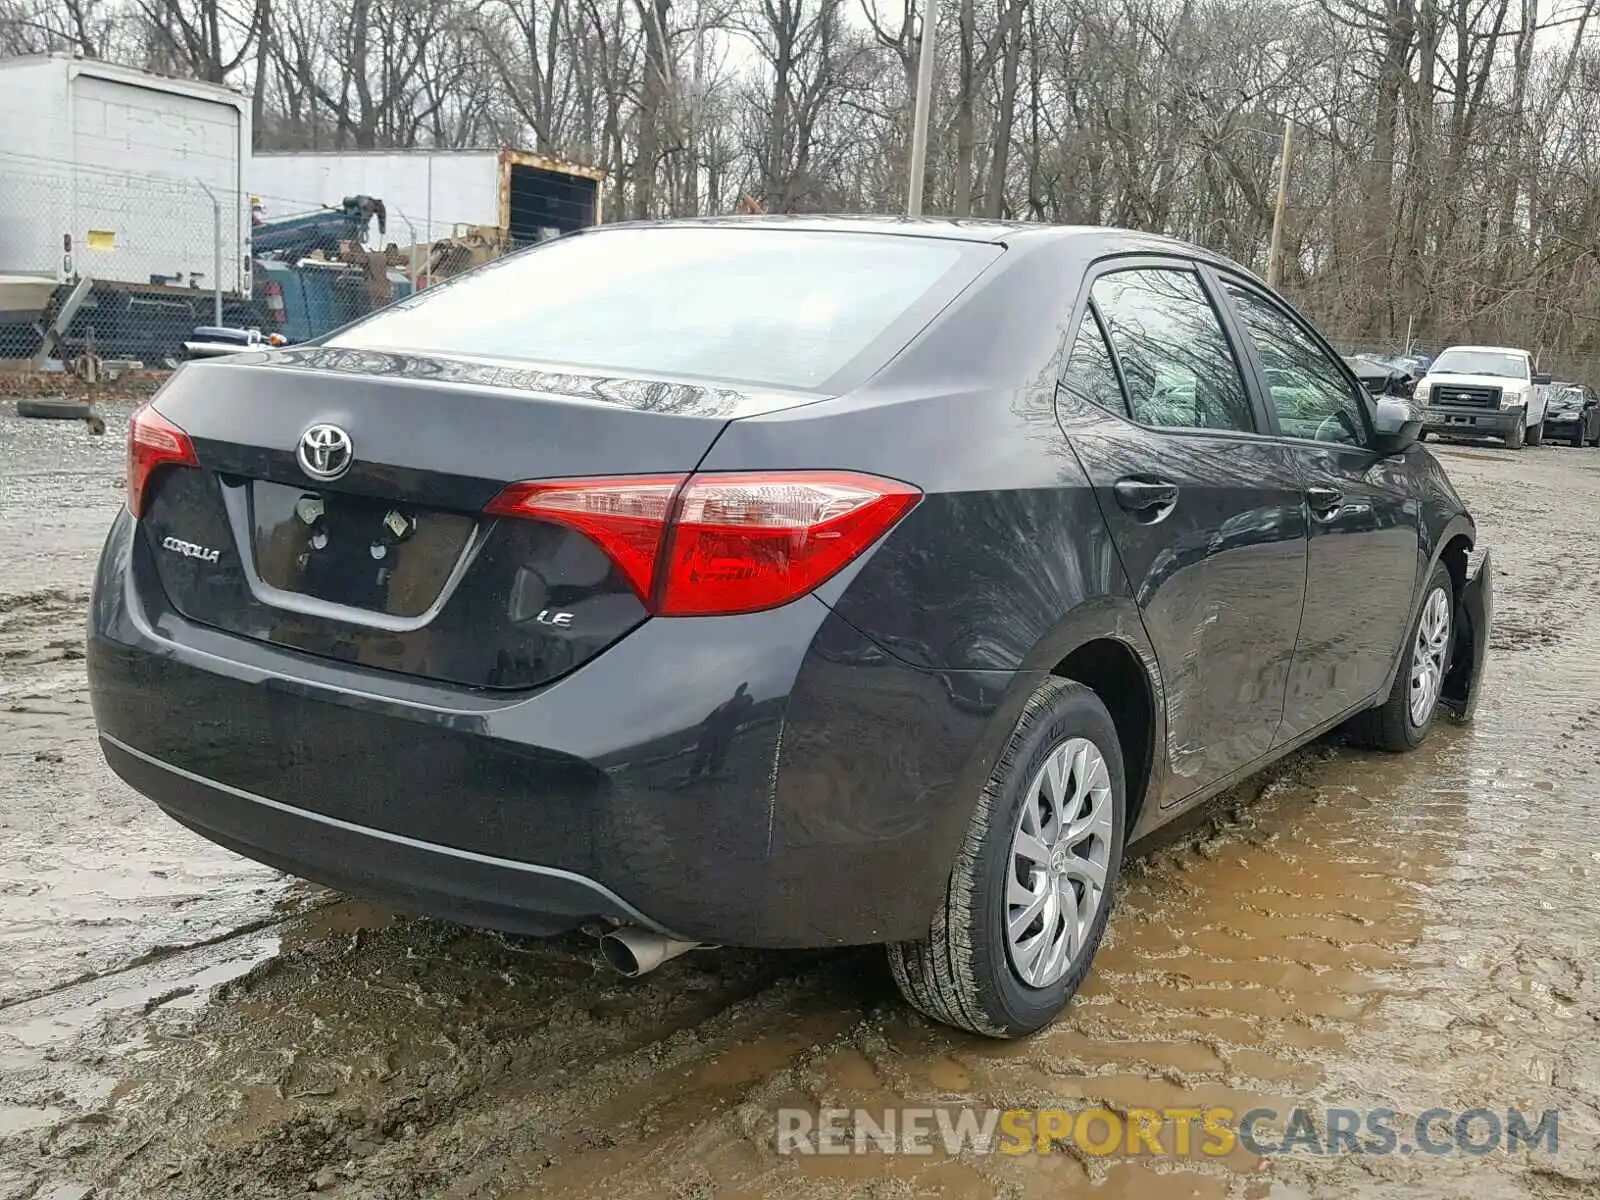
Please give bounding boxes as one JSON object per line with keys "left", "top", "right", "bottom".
{"left": 1, "top": 412, "right": 1597, "bottom": 1198}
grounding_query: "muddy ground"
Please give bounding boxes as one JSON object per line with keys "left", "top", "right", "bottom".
{"left": 1, "top": 395, "right": 1598, "bottom": 1200}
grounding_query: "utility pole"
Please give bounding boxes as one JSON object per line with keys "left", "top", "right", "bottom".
{"left": 905, "top": 1, "right": 938, "bottom": 216}
{"left": 1266, "top": 116, "right": 1293, "bottom": 287}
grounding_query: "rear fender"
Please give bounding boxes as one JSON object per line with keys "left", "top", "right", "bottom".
{"left": 1439, "top": 548, "right": 1492, "bottom": 723}
{"left": 1011, "top": 596, "right": 1169, "bottom": 840}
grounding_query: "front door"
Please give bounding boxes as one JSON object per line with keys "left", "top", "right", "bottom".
{"left": 1058, "top": 264, "right": 1309, "bottom": 807}
{"left": 1213, "top": 275, "right": 1422, "bottom": 736}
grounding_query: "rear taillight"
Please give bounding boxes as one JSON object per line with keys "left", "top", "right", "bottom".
{"left": 486, "top": 476, "right": 682, "bottom": 602}
{"left": 661, "top": 473, "right": 920, "bottom": 614}
{"left": 127, "top": 405, "right": 198, "bottom": 519}
{"left": 486, "top": 470, "right": 920, "bottom": 616}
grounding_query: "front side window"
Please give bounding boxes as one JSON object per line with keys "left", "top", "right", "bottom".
{"left": 327, "top": 227, "right": 994, "bottom": 391}
{"left": 1090, "top": 269, "right": 1254, "bottom": 432}
{"left": 1224, "top": 284, "right": 1368, "bottom": 446}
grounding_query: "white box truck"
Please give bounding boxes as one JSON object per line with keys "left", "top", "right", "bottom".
{"left": 0, "top": 54, "right": 252, "bottom": 358}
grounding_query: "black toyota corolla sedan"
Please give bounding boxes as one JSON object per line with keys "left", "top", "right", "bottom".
{"left": 88, "top": 218, "right": 1491, "bottom": 1038}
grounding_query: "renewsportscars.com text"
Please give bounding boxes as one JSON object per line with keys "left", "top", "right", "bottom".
{"left": 776, "top": 1106, "right": 1560, "bottom": 1158}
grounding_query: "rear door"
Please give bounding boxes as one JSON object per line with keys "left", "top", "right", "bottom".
{"left": 1210, "top": 272, "right": 1421, "bottom": 737}
{"left": 1058, "top": 261, "right": 1309, "bottom": 807}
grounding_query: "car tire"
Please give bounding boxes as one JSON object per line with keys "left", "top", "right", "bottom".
{"left": 15, "top": 398, "right": 93, "bottom": 420}
{"left": 887, "top": 677, "right": 1126, "bottom": 1039}
{"left": 1348, "top": 561, "right": 1454, "bottom": 753}
{"left": 1525, "top": 420, "right": 1543, "bottom": 446}
{"left": 1505, "top": 417, "right": 1526, "bottom": 449}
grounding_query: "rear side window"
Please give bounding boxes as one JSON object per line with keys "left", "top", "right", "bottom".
{"left": 1060, "top": 309, "right": 1129, "bottom": 417}
{"left": 1091, "top": 268, "right": 1254, "bottom": 432}
{"left": 328, "top": 227, "right": 994, "bottom": 391}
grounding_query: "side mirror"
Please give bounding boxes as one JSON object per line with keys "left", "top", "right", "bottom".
{"left": 1371, "top": 395, "right": 1422, "bottom": 454}
{"left": 1532, "top": 372, "right": 1553, "bottom": 386}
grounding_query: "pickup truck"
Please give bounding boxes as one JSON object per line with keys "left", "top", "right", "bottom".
{"left": 1415, "top": 345, "right": 1552, "bottom": 449}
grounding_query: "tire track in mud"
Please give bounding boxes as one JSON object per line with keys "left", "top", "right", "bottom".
{"left": 0, "top": 591, "right": 89, "bottom": 685}
{"left": 1432, "top": 445, "right": 1600, "bottom": 656}
{"left": 81, "top": 920, "right": 855, "bottom": 1199}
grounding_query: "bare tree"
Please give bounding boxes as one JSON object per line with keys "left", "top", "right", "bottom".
{"left": 135, "top": 0, "right": 262, "bottom": 82}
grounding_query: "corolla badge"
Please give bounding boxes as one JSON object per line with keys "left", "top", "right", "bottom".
{"left": 161, "top": 536, "right": 220, "bottom": 563}
{"left": 297, "top": 424, "right": 353, "bottom": 481}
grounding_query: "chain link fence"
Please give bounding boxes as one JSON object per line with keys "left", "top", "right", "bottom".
{"left": 0, "top": 153, "right": 511, "bottom": 367}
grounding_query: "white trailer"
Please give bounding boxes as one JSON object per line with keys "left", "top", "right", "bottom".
{"left": 0, "top": 54, "right": 252, "bottom": 297}
{"left": 249, "top": 149, "right": 603, "bottom": 249}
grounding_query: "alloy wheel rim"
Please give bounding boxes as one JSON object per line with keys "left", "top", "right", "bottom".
{"left": 1004, "top": 737, "right": 1114, "bottom": 989}
{"left": 1409, "top": 586, "right": 1451, "bottom": 726}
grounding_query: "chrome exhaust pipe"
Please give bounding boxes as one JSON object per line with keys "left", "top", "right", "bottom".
{"left": 598, "top": 927, "right": 704, "bottom": 977}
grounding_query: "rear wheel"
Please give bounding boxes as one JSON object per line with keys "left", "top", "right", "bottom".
{"left": 887, "top": 678, "right": 1126, "bottom": 1038}
{"left": 1347, "top": 562, "right": 1453, "bottom": 752}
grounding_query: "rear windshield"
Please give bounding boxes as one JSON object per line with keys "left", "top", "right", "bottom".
{"left": 327, "top": 226, "right": 995, "bottom": 390}
{"left": 1430, "top": 350, "right": 1528, "bottom": 379}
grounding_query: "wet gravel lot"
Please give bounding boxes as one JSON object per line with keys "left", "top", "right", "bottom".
{"left": 2, "top": 395, "right": 1598, "bottom": 1199}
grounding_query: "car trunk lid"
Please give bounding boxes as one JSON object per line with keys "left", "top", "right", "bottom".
{"left": 135, "top": 347, "right": 811, "bottom": 689}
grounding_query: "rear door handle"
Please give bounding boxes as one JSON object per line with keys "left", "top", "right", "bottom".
{"left": 1306, "top": 485, "right": 1343, "bottom": 519}
{"left": 1113, "top": 477, "right": 1180, "bottom": 516}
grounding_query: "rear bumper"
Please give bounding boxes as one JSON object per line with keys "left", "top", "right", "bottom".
{"left": 101, "top": 733, "right": 670, "bottom": 937}
{"left": 1422, "top": 405, "right": 1520, "bottom": 435}
{"left": 88, "top": 510, "right": 1003, "bottom": 948}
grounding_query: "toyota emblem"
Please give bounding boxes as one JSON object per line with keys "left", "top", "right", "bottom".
{"left": 297, "top": 424, "right": 353, "bottom": 481}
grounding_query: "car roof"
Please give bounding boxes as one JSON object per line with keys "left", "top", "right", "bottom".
{"left": 632, "top": 214, "right": 1031, "bottom": 242}
{"left": 593, "top": 214, "right": 1244, "bottom": 260}
{"left": 1438, "top": 345, "right": 1530, "bottom": 355}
